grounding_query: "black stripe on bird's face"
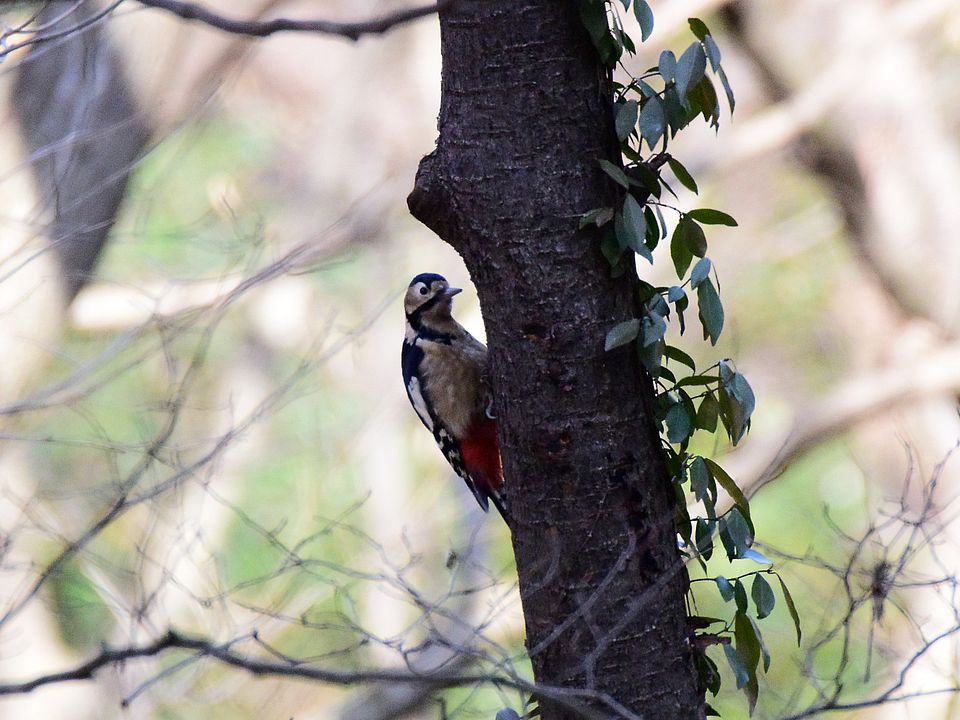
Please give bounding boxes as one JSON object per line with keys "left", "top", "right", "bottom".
{"left": 405, "top": 274, "right": 463, "bottom": 329}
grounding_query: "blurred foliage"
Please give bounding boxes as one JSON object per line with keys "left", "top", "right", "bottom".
{"left": 48, "top": 559, "right": 116, "bottom": 651}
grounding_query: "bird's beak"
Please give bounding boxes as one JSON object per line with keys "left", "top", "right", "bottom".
{"left": 441, "top": 287, "right": 463, "bottom": 298}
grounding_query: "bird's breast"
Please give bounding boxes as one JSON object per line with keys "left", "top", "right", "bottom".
{"left": 418, "top": 340, "right": 486, "bottom": 439}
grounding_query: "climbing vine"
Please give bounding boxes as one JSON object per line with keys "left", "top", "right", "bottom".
{"left": 579, "top": 1, "right": 800, "bottom": 716}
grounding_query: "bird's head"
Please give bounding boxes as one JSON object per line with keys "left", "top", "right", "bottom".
{"left": 404, "top": 273, "right": 463, "bottom": 324}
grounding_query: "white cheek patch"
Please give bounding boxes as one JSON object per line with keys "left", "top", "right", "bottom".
{"left": 407, "top": 376, "right": 434, "bottom": 432}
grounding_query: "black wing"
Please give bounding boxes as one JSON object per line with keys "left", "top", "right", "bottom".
{"left": 402, "top": 338, "right": 490, "bottom": 513}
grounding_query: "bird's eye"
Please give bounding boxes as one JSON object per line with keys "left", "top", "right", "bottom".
{"left": 419, "top": 286, "right": 428, "bottom": 296}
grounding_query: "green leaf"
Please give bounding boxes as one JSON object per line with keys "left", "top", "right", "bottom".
{"left": 675, "top": 294, "right": 688, "bottom": 334}
{"left": 617, "top": 195, "right": 650, "bottom": 260}
{"left": 605, "top": 318, "right": 640, "bottom": 350}
{"left": 728, "top": 369, "right": 756, "bottom": 423}
{"left": 600, "top": 230, "right": 624, "bottom": 268}
{"left": 751, "top": 574, "right": 776, "bottom": 619}
{"left": 663, "top": 443, "right": 683, "bottom": 478}
{"left": 695, "top": 518, "right": 714, "bottom": 560}
{"left": 636, "top": 79, "right": 658, "bottom": 98}
{"left": 658, "top": 50, "right": 677, "bottom": 83}
{"left": 734, "top": 612, "right": 761, "bottom": 673}
{"left": 579, "top": 0, "right": 610, "bottom": 47}
{"left": 745, "top": 675, "right": 759, "bottom": 715}
{"left": 677, "top": 373, "right": 718, "bottom": 387}
{"left": 704, "top": 33, "right": 722, "bottom": 72}
{"left": 579, "top": 207, "right": 614, "bottom": 228}
{"left": 664, "top": 342, "right": 695, "bottom": 370}
{"left": 688, "top": 17, "right": 711, "bottom": 41}
{"left": 616, "top": 100, "right": 639, "bottom": 141}
{"left": 665, "top": 401, "right": 692, "bottom": 444}
{"left": 646, "top": 293, "right": 669, "bottom": 317}
{"left": 697, "top": 652, "right": 722, "bottom": 697}
{"left": 730, "top": 507, "right": 754, "bottom": 555}
{"left": 718, "top": 65, "right": 736, "bottom": 114}
{"left": 697, "top": 278, "right": 724, "bottom": 345}
{"left": 678, "top": 217, "right": 707, "bottom": 256}
{"left": 625, "top": 163, "right": 661, "bottom": 198}
{"left": 777, "top": 575, "right": 803, "bottom": 646}
{"left": 705, "top": 703, "right": 721, "bottom": 717}
{"left": 641, "top": 312, "right": 667, "bottom": 347}
{"left": 733, "top": 578, "right": 748, "bottom": 614}
{"left": 704, "top": 457, "right": 751, "bottom": 525}
{"left": 734, "top": 612, "right": 761, "bottom": 714}
{"left": 751, "top": 614, "right": 772, "bottom": 673}
{"left": 663, "top": 86, "right": 689, "bottom": 135}
{"left": 689, "top": 456, "right": 711, "bottom": 502}
{"left": 598, "top": 159, "right": 631, "bottom": 188}
{"left": 719, "top": 361, "right": 755, "bottom": 443}
{"left": 676, "top": 374, "right": 720, "bottom": 387}
{"left": 697, "top": 392, "right": 720, "bottom": 432}
{"left": 653, "top": 202, "right": 667, "bottom": 238}
{"left": 638, "top": 96, "right": 666, "bottom": 150}
{"left": 715, "top": 575, "right": 735, "bottom": 602}
{"left": 643, "top": 205, "right": 661, "bottom": 249}
{"left": 688, "top": 208, "right": 738, "bottom": 226}
{"left": 636, "top": 279, "right": 658, "bottom": 301}
{"left": 671, "top": 223, "right": 694, "bottom": 278}
{"left": 667, "top": 157, "right": 698, "bottom": 194}
{"left": 634, "top": 0, "right": 654, "bottom": 42}
{"left": 667, "top": 284, "right": 686, "bottom": 303}
{"left": 598, "top": 33, "right": 623, "bottom": 66}
{"left": 638, "top": 337, "right": 665, "bottom": 377}
{"left": 719, "top": 507, "right": 753, "bottom": 560}
{"left": 690, "top": 257, "right": 712, "bottom": 288}
{"left": 675, "top": 41, "right": 707, "bottom": 101}
{"left": 695, "top": 75, "right": 721, "bottom": 126}
{"left": 723, "top": 644, "right": 750, "bottom": 690}
{"left": 719, "top": 520, "right": 736, "bottom": 562}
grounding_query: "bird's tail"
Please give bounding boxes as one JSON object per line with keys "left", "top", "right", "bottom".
{"left": 488, "top": 487, "right": 509, "bottom": 526}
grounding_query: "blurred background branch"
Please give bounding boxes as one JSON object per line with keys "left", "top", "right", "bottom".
{"left": 134, "top": 0, "right": 452, "bottom": 42}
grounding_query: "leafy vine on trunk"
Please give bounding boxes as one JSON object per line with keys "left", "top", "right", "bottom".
{"left": 576, "top": 2, "right": 802, "bottom": 716}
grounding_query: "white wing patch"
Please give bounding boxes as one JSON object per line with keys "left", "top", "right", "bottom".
{"left": 406, "top": 375, "right": 434, "bottom": 432}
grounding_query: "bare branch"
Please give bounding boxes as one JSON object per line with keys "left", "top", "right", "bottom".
{"left": 716, "top": 342, "right": 960, "bottom": 513}
{"left": 0, "top": 626, "right": 647, "bottom": 719}
{"left": 133, "top": 0, "right": 453, "bottom": 42}
{"left": 763, "top": 455, "right": 960, "bottom": 719}
{"left": 0, "top": 628, "right": 501, "bottom": 697}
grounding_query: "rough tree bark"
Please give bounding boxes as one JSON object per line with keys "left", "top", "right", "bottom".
{"left": 408, "top": 1, "right": 703, "bottom": 717}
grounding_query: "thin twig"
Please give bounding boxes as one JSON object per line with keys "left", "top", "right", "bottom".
{"left": 134, "top": 0, "right": 453, "bottom": 42}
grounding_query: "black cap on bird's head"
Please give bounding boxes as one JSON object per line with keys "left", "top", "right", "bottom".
{"left": 404, "top": 273, "right": 463, "bottom": 321}
{"left": 409, "top": 272, "right": 447, "bottom": 288}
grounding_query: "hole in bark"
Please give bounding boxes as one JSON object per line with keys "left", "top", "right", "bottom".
{"left": 521, "top": 322, "right": 547, "bottom": 340}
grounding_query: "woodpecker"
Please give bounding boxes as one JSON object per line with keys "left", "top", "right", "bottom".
{"left": 401, "top": 273, "right": 507, "bottom": 521}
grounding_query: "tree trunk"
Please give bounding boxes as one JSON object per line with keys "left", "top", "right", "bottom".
{"left": 408, "top": 1, "right": 703, "bottom": 717}
{"left": 13, "top": 2, "right": 148, "bottom": 300}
